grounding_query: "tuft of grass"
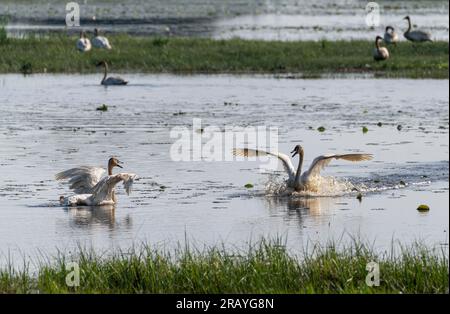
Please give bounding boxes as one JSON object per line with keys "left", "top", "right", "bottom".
{"left": 0, "top": 36, "right": 447, "bottom": 78}
{"left": 0, "top": 239, "right": 448, "bottom": 294}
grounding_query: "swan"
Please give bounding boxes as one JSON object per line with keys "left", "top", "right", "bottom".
{"left": 233, "top": 146, "right": 373, "bottom": 192}
{"left": 373, "top": 36, "right": 389, "bottom": 61}
{"left": 76, "top": 31, "right": 92, "bottom": 52}
{"left": 384, "top": 26, "right": 399, "bottom": 45}
{"left": 56, "top": 157, "right": 137, "bottom": 206}
{"left": 96, "top": 61, "right": 128, "bottom": 86}
{"left": 92, "top": 28, "right": 112, "bottom": 49}
{"left": 403, "top": 16, "right": 432, "bottom": 42}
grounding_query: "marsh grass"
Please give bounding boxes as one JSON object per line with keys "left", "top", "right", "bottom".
{"left": 0, "top": 239, "right": 448, "bottom": 294}
{"left": 0, "top": 35, "right": 448, "bottom": 78}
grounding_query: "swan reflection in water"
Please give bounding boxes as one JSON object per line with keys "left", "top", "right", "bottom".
{"left": 62, "top": 204, "right": 132, "bottom": 230}
{"left": 265, "top": 196, "right": 337, "bottom": 223}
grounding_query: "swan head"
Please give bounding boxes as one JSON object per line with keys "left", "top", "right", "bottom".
{"left": 385, "top": 26, "right": 394, "bottom": 32}
{"left": 291, "top": 145, "right": 304, "bottom": 158}
{"left": 403, "top": 16, "right": 410, "bottom": 21}
{"left": 94, "top": 28, "right": 99, "bottom": 36}
{"left": 96, "top": 61, "right": 106, "bottom": 67}
{"left": 375, "top": 35, "right": 383, "bottom": 45}
{"left": 108, "top": 157, "right": 123, "bottom": 169}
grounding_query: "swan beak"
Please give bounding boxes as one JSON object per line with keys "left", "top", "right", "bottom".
{"left": 116, "top": 161, "right": 123, "bottom": 168}
{"left": 291, "top": 150, "right": 298, "bottom": 157}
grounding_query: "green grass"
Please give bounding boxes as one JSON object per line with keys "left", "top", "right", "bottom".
{"left": 0, "top": 240, "right": 448, "bottom": 293}
{"left": 0, "top": 34, "right": 448, "bottom": 78}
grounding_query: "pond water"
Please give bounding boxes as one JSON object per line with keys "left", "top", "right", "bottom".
{"left": 2, "top": 0, "right": 449, "bottom": 41}
{"left": 0, "top": 74, "right": 448, "bottom": 265}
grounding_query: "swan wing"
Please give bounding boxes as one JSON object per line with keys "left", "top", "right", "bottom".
{"left": 90, "top": 173, "right": 137, "bottom": 203}
{"left": 55, "top": 166, "right": 106, "bottom": 194}
{"left": 233, "top": 148, "right": 296, "bottom": 179}
{"left": 306, "top": 154, "right": 373, "bottom": 177}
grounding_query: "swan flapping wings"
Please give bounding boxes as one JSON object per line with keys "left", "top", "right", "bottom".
{"left": 55, "top": 166, "right": 106, "bottom": 194}
{"left": 233, "top": 146, "right": 373, "bottom": 191}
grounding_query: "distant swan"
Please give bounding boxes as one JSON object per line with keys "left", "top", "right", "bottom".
{"left": 403, "top": 16, "right": 432, "bottom": 42}
{"left": 384, "top": 26, "right": 399, "bottom": 45}
{"left": 96, "top": 61, "right": 128, "bottom": 86}
{"left": 373, "top": 36, "right": 389, "bottom": 61}
{"left": 92, "top": 28, "right": 112, "bottom": 49}
{"left": 233, "top": 146, "right": 373, "bottom": 192}
{"left": 76, "top": 31, "right": 92, "bottom": 52}
{"left": 56, "top": 157, "right": 137, "bottom": 206}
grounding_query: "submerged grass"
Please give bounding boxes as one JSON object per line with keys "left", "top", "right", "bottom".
{"left": 0, "top": 35, "right": 448, "bottom": 78}
{"left": 0, "top": 239, "right": 448, "bottom": 294}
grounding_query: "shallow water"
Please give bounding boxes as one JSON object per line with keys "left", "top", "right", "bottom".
{"left": 0, "top": 74, "right": 448, "bottom": 265}
{"left": 3, "top": 0, "right": 449, "bottom": 41}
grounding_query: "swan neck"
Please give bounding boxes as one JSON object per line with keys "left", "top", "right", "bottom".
{"left": 108, "top": 161, "right": 113, "bottom": 176}
{"left": 406, "top": 19, "right": 411, "bottom": 32}
{"left": 102, "top": 63, "right": 108, "bottom": 83}
{"left": 294, "top": 151, "right": 304, "bottom": 184}
{"left": 375, "top": 38, "right": 380, "bottom": 50}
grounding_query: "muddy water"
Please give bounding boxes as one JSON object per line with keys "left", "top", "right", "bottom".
{"left": 2, "top": 0, "right": 449, "bottom": 41}
{"left": 0, "top": 74, "right": 448, "bottom": 265}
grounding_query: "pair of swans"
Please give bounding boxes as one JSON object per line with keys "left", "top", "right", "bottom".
{"left": 381, "top": 16, "right": 432, "bottom": 47}
{"left": 233, "top": 145, "right": 373, "bottom": 192}
{"left": 374, "top": 16, "right": 432, "bottom": 62}
{"left": 56, "top": 157, "right": 137, "bottom": 206}
{"left": 76, "top": 29, "right": 112, "bottom": 52}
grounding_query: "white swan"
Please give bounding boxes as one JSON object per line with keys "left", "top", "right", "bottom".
{"left": 403, "top": 16, "right": 432, "bottom": 42}
{"left": 76, "top": 31, "right": 92, "bottom": 52}
{"left": 92, "top": 28, "right": 112, "bottom": 49}
{"left": 56, "top": 157, "right": 137, "bottom": 206}
{"left": 96, "top": 61, "right": 128, "bottom": 86}
{"left": 373, "top": 36, "right": 389, "bottom": 61}
{"left": 233, "top": 146, "right": 373, "bottom": 192}
{"left": 384, "top": 26, "right": 399, "bottom": 45}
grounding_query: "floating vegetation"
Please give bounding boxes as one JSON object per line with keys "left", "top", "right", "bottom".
{"left": 317, "top": 126, "right": 326, "bottom": 132}
{"left": 377, "top": 122, "right": 383, "bottom": 127}
{"left": 397, "top": 125, "right": 403, "bottom": 131}
{"left": 244, "top": 183, "right": 254, "bottom": 189}
{"left": 96, "top": 104, "right": 108, "bottom": 112}
{"left": 417, "top": 204, "right": 430, "bottom": 212}
{"left": 356, "top": 193, "right": 363, "bottom": 202}
{"left": 362, "top": 126, "right": 369, "bottom": 133}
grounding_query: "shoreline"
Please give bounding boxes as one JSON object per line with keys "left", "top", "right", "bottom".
{"left": 0, "top": 36, "right": 447, "bottom": 78}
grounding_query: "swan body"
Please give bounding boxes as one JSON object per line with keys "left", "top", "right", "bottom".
{"left": 233, "top": 146, "right": 373, "bottom": 192}
{"left": 96, "top": 61, "right": 128, "bottom": 86}
{"left": 61, "top": 173, "right": 137, "bottom": 206}
{"left": 384, "top": 26, "right": 399, "bottom": 45}
{"left": 76, "top": 31, "right": 92, "bottom": 52}
{"left": 403, "top": 16, "right": 432, "bottom": 42}
{"left": 92, "top": 28, "right": 112, "bottom": 49}
{"left": 56, "top": 158, "right": 136, "bottom": 206}
{"left": 373, "top": 36, "right": 389, "bottom": 61}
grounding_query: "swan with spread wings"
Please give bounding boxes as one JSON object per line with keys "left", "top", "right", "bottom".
{"left": 56, "top": 157, "right": 137, "bottom": 206}
{"left": 233, "top": 145, "right": 373, "bottom": 192}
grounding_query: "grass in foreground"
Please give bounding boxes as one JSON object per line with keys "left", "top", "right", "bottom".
{"left": 0, "top": 33, "right": 448, "bottom": 78}
{"left": 0, "top": 240, "right": 448, "bottom": 293}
